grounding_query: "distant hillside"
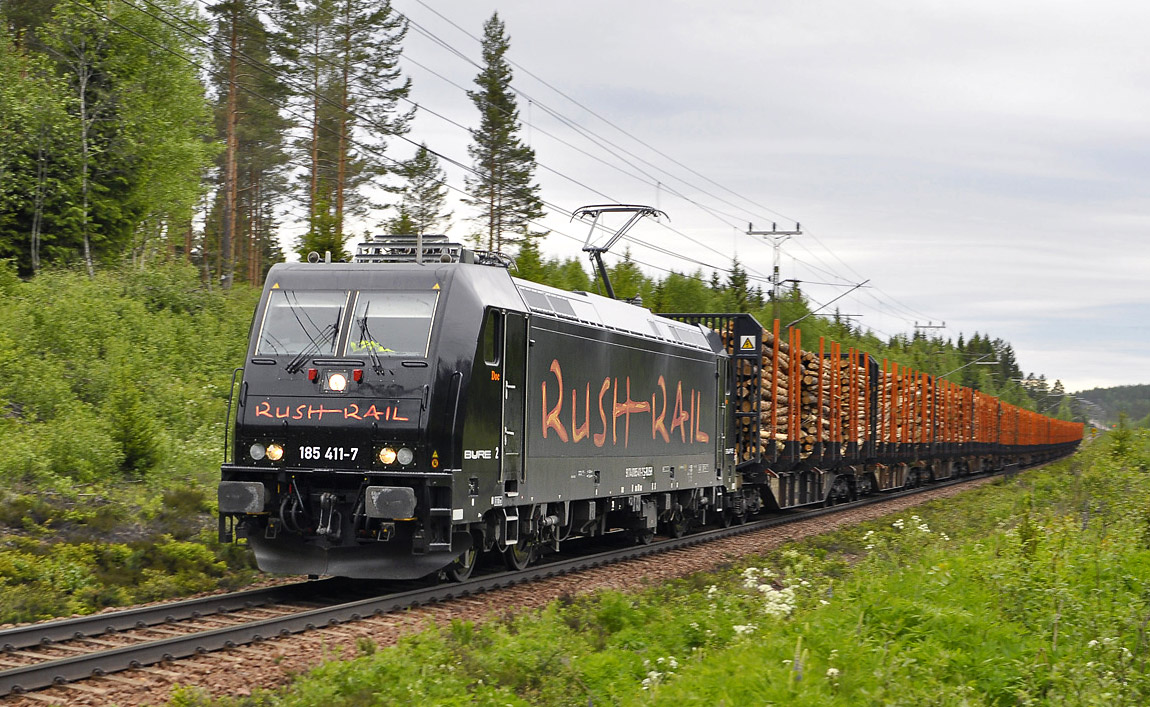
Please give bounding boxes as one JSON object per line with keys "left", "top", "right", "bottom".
{"left": 1074, "top": 384, "right": 1150, "bottom": 425}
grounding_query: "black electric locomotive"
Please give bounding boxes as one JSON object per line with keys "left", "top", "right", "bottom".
{"left": 218, "top": 235, "right": 736, "bottom": 580}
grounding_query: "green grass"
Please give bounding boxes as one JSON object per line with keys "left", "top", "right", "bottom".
{"left": 169, "top": 432, "right": 1150, "bottom": 706}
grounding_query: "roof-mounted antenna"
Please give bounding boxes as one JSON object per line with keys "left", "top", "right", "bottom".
{"left": 573, "top": 204, "right": 667, "bottom": 300}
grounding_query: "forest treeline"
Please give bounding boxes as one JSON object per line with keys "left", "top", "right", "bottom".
{"left": 1074, "top": 384, "right": 1150, "bottom": 427}
{"left": 1, "top": 0, "right": 539, "bottom": 283}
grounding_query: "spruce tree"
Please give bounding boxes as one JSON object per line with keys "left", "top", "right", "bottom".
{"left": 464, "top": 12, "right": 544, "bottom": 254}
{"left": 392, "top": 144, "right": 450, "bottom": 235}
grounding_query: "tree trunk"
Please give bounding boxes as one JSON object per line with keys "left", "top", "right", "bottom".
{"left": 221, "top": 9, "right": 240, "bottom": 290}
{"left": 309, "top": 23, "right": 320, "bottom": 228}
{"left": 335, "top": 9, "right": 351, "bottom": 239}
{"left": 78, "top": 50, "right": 93, "bottom": 277}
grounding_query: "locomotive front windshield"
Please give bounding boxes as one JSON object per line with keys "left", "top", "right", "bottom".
{"left": 347, "top": 291, "right": 439, "bottom": 357}
{"left": 255, "top": 290, "right": 348, "bottom": 356}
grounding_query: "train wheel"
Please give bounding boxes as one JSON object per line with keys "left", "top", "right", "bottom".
{"left": 630, "top": 528, "right": 655, "bottom": 545}
{"left": 445, "top": 544, "right": 479, "bottom": 582}
{"left": 721, "top": 509, "right": 746, "bottom": 526}
{"left": 504, "top": 540, "right": 536, "bottom": 571}
{"left": 665, "top": 511, "right": 690, "bottom": 538}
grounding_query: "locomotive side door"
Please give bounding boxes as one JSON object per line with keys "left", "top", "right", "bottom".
{"left": 501, "top": 312, "right": 528, "bottom": 493}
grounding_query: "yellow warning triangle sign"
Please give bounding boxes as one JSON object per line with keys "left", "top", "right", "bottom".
{"left": 740, "top": 336, "right": 754, "bottom": 350}
{"left": 433, "top": 283, "right": 440, "bottom": 290}
{"left": 271, "top": 282, "right": 280, "bottom": 289}
{"left": 432, "top": 450, "right": 439, "bottom": 460}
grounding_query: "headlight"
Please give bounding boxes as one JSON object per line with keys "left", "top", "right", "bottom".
{"left": 249, "top": 443, "right": 266, "bottom": 461}
{"left": 327, "top": 372, "right": 348, "bottom": 392}
{"left": 266, "top": 443, "right": 284, "bottom": 462}
{"left": 379, "top": 447, "right": 397, "bottom": 464}
{"left": 396, "top": 447, "right": 414, "bottom": 465}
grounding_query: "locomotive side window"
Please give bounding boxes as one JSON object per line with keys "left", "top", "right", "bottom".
{"left": 346, "top": 291, "right": 439, "bottom": 357}
{"left": 255, "top": 290, "right": 348, "bottom": 355}
{"left": 482, "top": 309, "right": 503, "bottom": 366}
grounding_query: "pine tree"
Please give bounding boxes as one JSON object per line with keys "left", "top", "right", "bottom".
{"left": 725, "top": 257, "right": 750, "bottom": 312}
{"left": 381, "top": 205, "right": 417, "bottom": 235}
{"left": 464, "top": 12, "right": 544, "bottom": 254}
{"left": 294, "top": 0, "right": 410, "bottom": 260}
{"left": 391, "top": 144, "right": 450, "bottom": 234}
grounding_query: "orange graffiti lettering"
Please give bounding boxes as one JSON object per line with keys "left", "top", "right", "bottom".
{"left": 670, "top": 382, "right": 690, "bottom": 442}
{"left": 613, "top": 377, "right": 651, "bottom": 448}
{"left": 593, "top": 377, "right": 611, "bottom": 447}
{"left": 695, "top": 389, "right": 710, "bottom": 443}
{"left": 542, "top": 359, "right": 569, "bottom": 442}
{"left": 651, "top": 376, "right": 670, "bottom": 443}
{"left": 572, "top": 383, "right": 590, "bottom": 443}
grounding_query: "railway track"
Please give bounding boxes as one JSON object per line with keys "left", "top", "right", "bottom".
{"left": 0, "top": 464, "right": 1031, "bottom": 699}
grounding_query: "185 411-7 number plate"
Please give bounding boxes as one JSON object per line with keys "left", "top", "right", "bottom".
{"left": 299, "top": 446, "right": 360, "bottom": 462}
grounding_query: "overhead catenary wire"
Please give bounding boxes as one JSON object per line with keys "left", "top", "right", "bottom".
{"left": 393, "top": 1, "right": 946, "bottom": 327}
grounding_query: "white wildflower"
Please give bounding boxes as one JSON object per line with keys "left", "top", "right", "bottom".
{"left": 826, "top": 667, "right": 840, "bottom": 679}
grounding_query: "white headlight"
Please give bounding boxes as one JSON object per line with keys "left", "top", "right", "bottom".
{"left": 327, "top": 372, "right": 348, "bottom": 392}
{"left": 397, "top": 447, "right": 414, "bottom": 465}
{"left": 249, "top": 443, "right": 266, "bottom": 461}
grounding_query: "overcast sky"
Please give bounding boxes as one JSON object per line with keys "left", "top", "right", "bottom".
{"left": 346, "top": 0, "right": 1149, "bottom": 393}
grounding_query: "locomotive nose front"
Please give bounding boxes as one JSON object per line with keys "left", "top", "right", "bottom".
{"left": 218, "top": 273, "right": 466, "bottom": 579}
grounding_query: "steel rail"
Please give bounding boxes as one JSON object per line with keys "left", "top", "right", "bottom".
{"left": 0, "top": 579, "right": 337, "bottom": 653}
{"left": 0, "top": 456, "right": 1063, "bottom": 698}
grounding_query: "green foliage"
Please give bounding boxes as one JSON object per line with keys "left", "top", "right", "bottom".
{"left": 0, "top": 264, "right": 261, "bottom": 621}
{"left": 1, "top": 0, "right": 216, "bottom": 274}
{"left": 388, "top": 143, "right": 451, "bottom": 235}
{"left": 1111, "top": 412, "right": 1135, "bottom": 459}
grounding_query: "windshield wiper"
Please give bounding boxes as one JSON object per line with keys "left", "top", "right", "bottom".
{"left": 286, "top": 322, "right": 337, "bottom": 374}
{"left": 358, "top": 304, "right": 386, "bottom": 375}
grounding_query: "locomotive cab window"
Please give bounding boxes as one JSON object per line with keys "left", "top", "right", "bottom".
{"left": 346, "top": 291, "right": 439, "bottom": 357}
{"left": 482, "top": 309, "right": 503, "bottom": 366}
{"left": 256, "top": 290, "right": 348, "bottom": 356}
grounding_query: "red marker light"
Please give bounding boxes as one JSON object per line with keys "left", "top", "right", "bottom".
{"left": 353, "top": 369, "right": 363, "bottom": 382}
{"left": 307, "top": 368, "right": 318, "bottom": 381}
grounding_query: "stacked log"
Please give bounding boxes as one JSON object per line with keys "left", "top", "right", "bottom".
{"left": 837, "top": 354, "right": 867, "bottom": 453}
{"left": 797, "top": 349, "right": 833, "bottom": 458}
{"left": 760, "top": 328, "right": 790, "bottom": 457}
{"left": 717, "top": 324, "right": 793, "bottom": 463}
{"left": 715, "top": 321, "right": 942, "bottom": 463}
